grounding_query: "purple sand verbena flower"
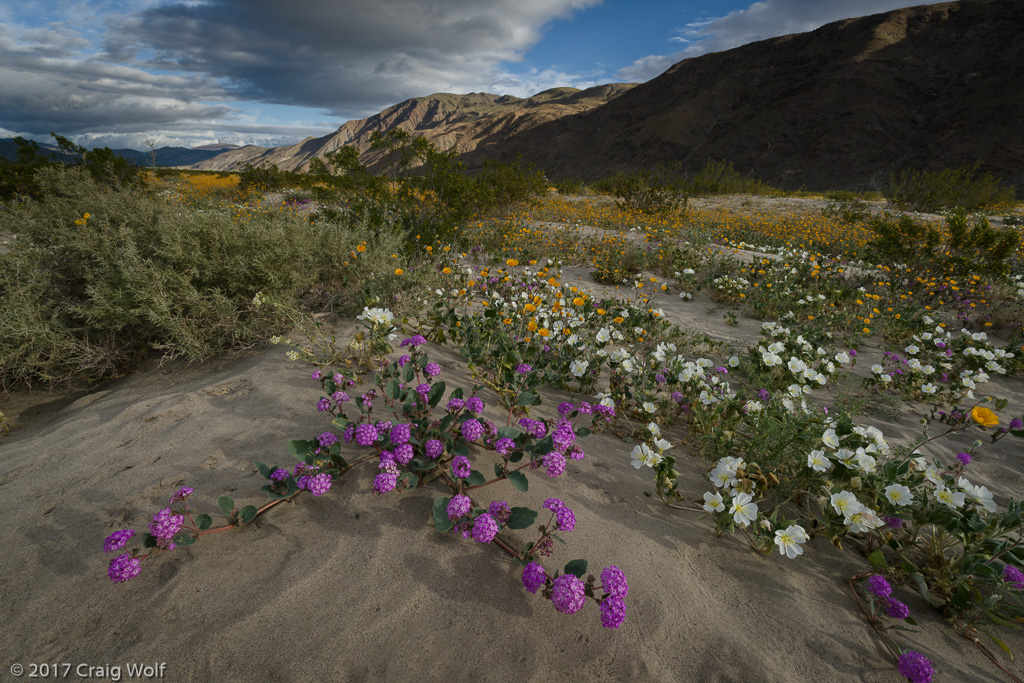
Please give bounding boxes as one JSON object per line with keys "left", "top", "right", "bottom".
{"left": 556, "top": 507, "right": 576, "bottom": 532}
{"left": 599, "top": 595, "right": 627, "bottom": 628}
{"left": 558, "top": 402, "right": 575, "bottom": 416}
{"left": 317, "top": 397, "right": 331, "bottom": 412}
{"left": 544, "top": 450, "right": 566, "bottom": 478}
{"left": 884, "top": 516, "right": 905, "bottom": 529}
{"left": 1004, "top": 565, "right": 1024, "bottom": 590}
{"left": 472, "top": 513, "right": 500, "bottom": 543}
{"left": 270, "top": 468, "right": 289, "bottom": 483}
{"left": 425, "top": 362, "right": 441, "bottom": 377}
{"left": 551, "top": 574, "right": 586, "bottom": 614}
{"left": 355, "top": 423, "right": 379, "bottom": 446}
{"left": 601, "top": 566, "right": 629, "bottom": 598}
{"left": 884, "top": 599, "right": 909, "bottom": 620}
{"left": 897, "top": 651, "right": 934, "bottom": 683}
{"left": 104, "top": 529, "right": 135, "bottom": 553}
{"left": 149, "top": 508, "right": 184, "bottom": 542}
{"left": 867, "top": 574, "right": 892, "bottom": 599}
{"left": 311, "top": 370, "right": 322, "bottom": 381}
{"left": 515, "top": 363, "right": 532, "bottom": 374}
{"left": 307, "top": 473, "right": 332, "bottom": 496}
{"left": 390, "top": 423, "right": 411, "bottom": 445}
{"left": 488, "top": 501, "right": 511, "bottom": 523}
{"left": 170, "top": 487, "right": 194, "bottom": 503}
{"left": 392, "top": 443, "right": 414, "bottom": 465}
{"left": 425, "top": 439, "right": 444, "bottom": 459}
{"left": 317, "top": 431, "right": 338, "bottom": 448}
{"left": 494, "top": 438, "right": 515, "bottom": 455}
{"left": 522, "top": 562, "right": 547, "bottom": 593}
{"left": 447, "top": 494, "right": 471, "bottom": 520}
{"left": 956, "top": 452, "right": 972, "bottom": 466}
{"left": 543, "top": 498, "right": 564, "bottom": 511}
{"left": 461, "top": 419, "right": 485, "bottom": 442}
{"left": 466, "top": 397, "right": 484, "bottom": 414}
{"left": 372, "top": 470, "right": 398, "bottom": 495}
{"left": 446, "top": 397, "right": 466, "bottom": 412}
{"left": 451, "top": 455, "right": 472, "bottom": 479}
{"left": 108, "top": 553, "right": 142, "bottom": 583}
{"left": 397, "top": 355, "right": 410, "bottom": 367}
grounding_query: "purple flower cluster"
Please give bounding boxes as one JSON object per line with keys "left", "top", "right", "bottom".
{"left": 415, "top": 383, "right": 431, "bottom": 398}
{"left": 355, "top": 423, "right": 379, "bottom": 446}
{"left": 599, "top": 595, "right": 627, "bottom": 628}
{"left": 515, "top": 363, "right": 532, "bottom": 374}
{"left": 551, "top": 419, "right": 576, "bottom": 452}
{"left": 104, "top": 529, "right": 135, "bottom": 553}
{"left": 393, "top": 444, "right": 414, "bottom": 465}
{"left": 270, "top": 468, "right": 289, "bottom": 483}
{"left": 447, "top": 494, "right": 471, "bottom": 520}
{"left": 956, "top": 451, "right": 972, "bottom": 466}
{"left": 601, "top": 566, "right": 629, "bottom": 598}
{"left": 149, "top": 508, "right": 184, "bottom": 543}
{"left": 555, "top": 507, "right": 575, "bottom": 532}
{"left": 446, "top": 397, "right": 465, "bottom": 412}
{"left": 543, "top": 498, "right": 564, "bottom": 511}
{"left": 866, "top": 574, "right": 892, "bottom": 599}
{"left": 884, "top": 598, "right": 909, "bottom": 620}
{"left": 519, "top": 418, "right": 547, "bottom": 439}
{"left": 425, "top": 439, "right": 444, "bottom": 459}
{"left": 557, "top": 402, "right": 575, "bottom": 416}
{"left": 390, "top": 423, "right": 411, "bottom": 445}
{"left": 461, "top": 419, "right": 484, "bottom": 442}
{"left": 466, "top": 397, "right": 484, "bottom": 414}
{"left": 424, "top": 362, "right": 441, "bottom": 377}
{"left": 494, "top": 438, "right": 515, "bottom": 455}
{"left": 1004, "top": 565, "right": 1024, "bottom": 590}
{"left": 522, "top": 562, "right": 547, "bottom": 593}
{"left": 451, "top": 455, "right": 472, "bottom": 479}
{"left": 317, "top": 431, "right": 338, "bottom": 449}
{"left": 311, "top": 370, "right": 322, "bottom": 381}
{"left": 896, "top": 651, "right": 934, "bottom": 683}
{"left": 1010, "top": 418, "right": 1024, "bottom": 430}
{"left": 397, "top": 355, "right": 410, "bottom": 367}
{"left": 317, "top": 397, "right": 331, "bottom": 412}
{"left": 400, "top": 335, "right": 426, "bottom": 348}
{"left": 306, "top": 473, "right": 332, "bottom": 496}
{"left": 108, "top": 554, "right": 142, "bottom": 583}
{"left": 543, "top": 450, "right": 566, "bottom": 478}
{"left": 472, "top": 513, "right": 500, "bottom": 543}
{"left": 594, "top": 403, "right": 615, "bottom": 420}
{"left": 551, "top": 574, "right": 586, "bottom": 614}
{"left": 488, "top": 500, "right": 511, "bottom": 523}
{"left": 170, "top": 487, "right": 194, "bottom": 503}
{"left": 884, "top": 516, "right": 906, "bottom": 529}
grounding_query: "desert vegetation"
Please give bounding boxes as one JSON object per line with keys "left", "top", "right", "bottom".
{"left": 2, "top": 140, "right": 1023, "bottom": 681}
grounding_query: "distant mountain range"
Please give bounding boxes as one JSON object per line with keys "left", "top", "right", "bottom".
{"left": 0, "top": 140, "right": 241, "bottom": 167}
{"left": 5, "top": 0, "right": 1021, "bottom": 193}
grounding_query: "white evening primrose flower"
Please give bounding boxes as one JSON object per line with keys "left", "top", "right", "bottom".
{"left": 921, "top": 383, "right": 938, "bottom": 395}
{"left": 569, "top": 359, "right": 589, "bottom": 378}
{"left": 647, "top": 422, "right": 661, "bottom": 437}
{"left": 643, "top": 401, "right": 657, "bottom": 413}
{"left": 703, "top": 491, "right": 725, "bottom": 513}
{"left": 830, "top": 491, "right": 864, "bottom": 517}
{"left": 905, "top": 344, "right": 920, "bottom": 355}
{"left": 729, "top": 492, "right": 759, "bottom": 527}
{"left": 855, "top": 452, "right": 877, "bottom": 474}
{"left": 630, "top": 443, "right": 655, "bottom": 469}
{"left": 599, "top": 397, "right": 615, "bottom": 409}
{"left": 871, "top": 364, "right": 885, "bottom": 375}
{"left": 834, "top": 351, "right": 851, "bottom": 365}
{"left": 884, "top": 484, "right": 913, "bottom": 506}
{"left": 821, "top": 428, "right": 841, "bottom": 449}
{"left": 762, "top": 351, "right": 782, "bottom": 367}
{"left": 774, "top": 525, "right": 809, "bottom": 559}
{"left": 728, "top": 355, "right": 740, "bottom": 367}
{"left": 788, "top": 357, "right": 807, "bottom": 373}
{"left": 709, "top": 464, "right": 737, "bottom": 489}
{"left": 596, "top": 327, "right": 611, "bottom": 343}
{"left": 846, "top": 508, "right": 884, "bottom": 534}
{"left": 621, "top": 358, "right": 636, "bottom": 373}
{"left": 807, "top": 450, "right": 832, "bottom": 472}
{"left": 957, "top": 477, "right": 996, "bottom": 513}
{"left": 935, "top": 485, "right": 967, "bottom": 508}
{"left": 744, "top": 400, "right": 763, "bottom": 413}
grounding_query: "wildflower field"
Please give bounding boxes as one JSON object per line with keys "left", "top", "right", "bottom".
{"left": 1, "top": 154, "right": 1023, "bottom": 681}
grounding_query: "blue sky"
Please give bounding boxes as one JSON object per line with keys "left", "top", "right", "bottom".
{"left": 0, "top": 0, "right": 947, "bottom": 150}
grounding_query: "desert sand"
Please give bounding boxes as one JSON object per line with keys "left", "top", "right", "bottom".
{"left": 1, "top": 233, "right": 1022, "bottom": 683}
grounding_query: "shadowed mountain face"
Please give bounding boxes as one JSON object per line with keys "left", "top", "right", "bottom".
{"left": 467, "top": 0, "right": 1024, "bottom": 193}
{"left": 188, "top": 84, "right": 637, "bottom": 173}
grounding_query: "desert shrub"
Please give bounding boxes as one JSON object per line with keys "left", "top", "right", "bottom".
{"left": 554, "top": 177, "right": 585, "bottom": 194}
{"left": 600, "top": 166, "right": 687, "bottom": 216}
{"left": 885, "top": 163, "right": 1016, "bottom": 213}
{"left": 684, "top": 159, "right": 775, "bottom": 196}
{"left": 867, "top": 210, "right": 1021, "bottom": 275}
{"left": 239, "top": 163, "right": 289, "bottom": 192}
{"left": 822, "top": 199, "right": 870, "bottom": 223}
{"left": 0, "top": 166, "right": 438, "bottom": 388}
{"left": 475, "top": 156, "right": 548, "bottom": 210}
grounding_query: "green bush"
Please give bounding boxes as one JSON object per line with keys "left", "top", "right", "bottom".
{"left": 884, "top": 163, "right": 1016, "bottom": 213}
{"left": 600, "top": 166, "right": 687, "bottom": 216}
{"left": 683, "top": 159, "right": 775, "bottom": 196}
{"left": 0, "top": 166, "right": 438, "bottom": 388}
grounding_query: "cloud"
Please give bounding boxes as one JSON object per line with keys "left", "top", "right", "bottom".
{"left": 108, "top": 0, "right": 601, "bottom": 118}
{"left": 617, "top": 0, "right": 946, "bottom": 82}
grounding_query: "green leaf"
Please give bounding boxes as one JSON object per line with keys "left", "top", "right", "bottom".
{"left": 428, "top": 381, "right": 446, "bottom": 409}
{"left": 332, "top": 417, "right": 350, "bottom": 430}
{"left": 507, "top": 470, "right": 529, "bottom": 492}
{"left": 506, "top": 507, "right": 538, "bottom": 530}
{"left": 909, "top": 572, "right": 942, "bottom": 607}
{"left": 402, "top": 364, "right": 415, "bottom": 383}
{"left": 517, "top": 391, "right": 536, "bottom": 406}
{"left": 399, "top": 472, "right": 419, "bottom": 488}
{"left": 240, "top": 506, "right": 257, "bottom": 525}
{"left": 576, "top": 427, "right": 592, "bottom": 438}
{"left": 497, "top": 426, "right": 521, "bottom": 439}
{"left": 494, "top": 463, "right": 504, "bottom": 478}
{"left": 255, "top": 461, "right": 271, "bottom": 478}
{"left": 468, "top": 470, "right": 486, "bottom": 486}
{"left": 287, "top": 439, "right": 314, "bottom": 460}
{"left": 986, "top": 632, "right": 1013, "bottom": 658}
{"left": 453, "top": 444, "right": 470, "bottom": 458}
{"left": 143, "top": 534, "right": 158, "bottom": 548}
{"left": 196, "top": 513, "right": 213, "bottom": 531}
{"left": 172, "top": 531, "right": 197, "bottom": 546}
{"left": 433, "top": 496, "right": 455, "bottom": 532}
{"left": 867, "top": 550, "right": 888, "bottom": 571}
{"left": 564, "top": 559, "right": 588, "bottom": 578}
{"left": 218, "top": 496, "right": 235, "bottom": 516}
{"left": 387, "top": 378, "right": 400, "bottom": 400}
{"left": 410, "top": 458, "right": 437, "bottom": 473}
{"left": 532, "top": 436, "right": 553, "bottom": 456}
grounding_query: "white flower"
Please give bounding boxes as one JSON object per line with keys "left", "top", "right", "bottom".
{"left": 846, "top": 508, "right": 884, "bottom": 534}
{"left": 871, "top": 364, "right": 885, "bottom": 375}
{"left": 774, "top": 525, "right": 809, "bottom": 559}
{"left": 821, "top": 428, "right": 841, "bottom": 449}
{"left": 762, "top": 351, "right": 782, "bottom": 367}
{"left": 647, "top": 422, "right": 661, "bottom": 437}
{"left": 595, "top": 327, "right": 611, "bottom": 344}
{"left": 654, "top": 438, "right": 673, "bottom": 452}
{"left": 569, "top": 359, "right": 589, "bottom": 378}
{"left": 883, "top": 484, "right": 913, "bottom": 506}
{"left": 621, "top": 358, "right": 636, "bottom": 373}
{"left": 935, "top": 484, "right": 967, "bottom": 509}
{"left": 957, "top": 477, "right": 996, "bottom": 513}
{"left": 854, "top": 452, "right": 877, "bottom": 474}
{"left": 599, "top": 397, "right": 615, "bottom": 409}
{"left": 643, "top": 402, "right": 657, "bottom": 414}
{"left": 729, "top": 492, "right": 759, "bottom": 527}
{"left": 834, "top": 351, "right": 851, "bottom": 365}
{"left": 630, "top": 443, "right": 661, "bottom": 469}
{"left": 787, "top": 357, "right": 807, "bottom": 374}
{"left": 807, "top": 450, "right": 832, "bottom": 472}
{"left": 709, "top": 464, "right": 737, "bottom": 489}
{"left": 703, "top": 491, "right": 725, "bottom": 513}
{"left": 921, "top": 383, "right": 937, "bottom": 395}
{"left": 905, "top": 344, "right": 919, "bottom": 355}
{"left": 830, "top": 491, "right": 863, "bottom": 518}
{"left": 744, "top": 400, "right": 763, "bottom": 413}
{"left": 728, "top": 355, "right": 740, "bottom": 367}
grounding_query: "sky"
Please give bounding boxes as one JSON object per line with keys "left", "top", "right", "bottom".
{"left": 0, "top": 0, "right": 950, "bottom": 150}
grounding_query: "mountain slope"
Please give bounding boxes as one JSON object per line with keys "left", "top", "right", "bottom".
{"left": 471, "top": 0, "right": 1024, "bottom": 192}
{"left": 188, "top": 84, "right": 636, "bottom": 172}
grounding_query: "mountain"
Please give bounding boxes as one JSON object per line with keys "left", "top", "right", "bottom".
{"left": 0, "top": 140, "right": 242, "bottom": 167}
{"left": 187, "top": 84, "right": 637, "bottom": 172}
{"left": 470, "top": 0, "right": 1024, "bottom": 192}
